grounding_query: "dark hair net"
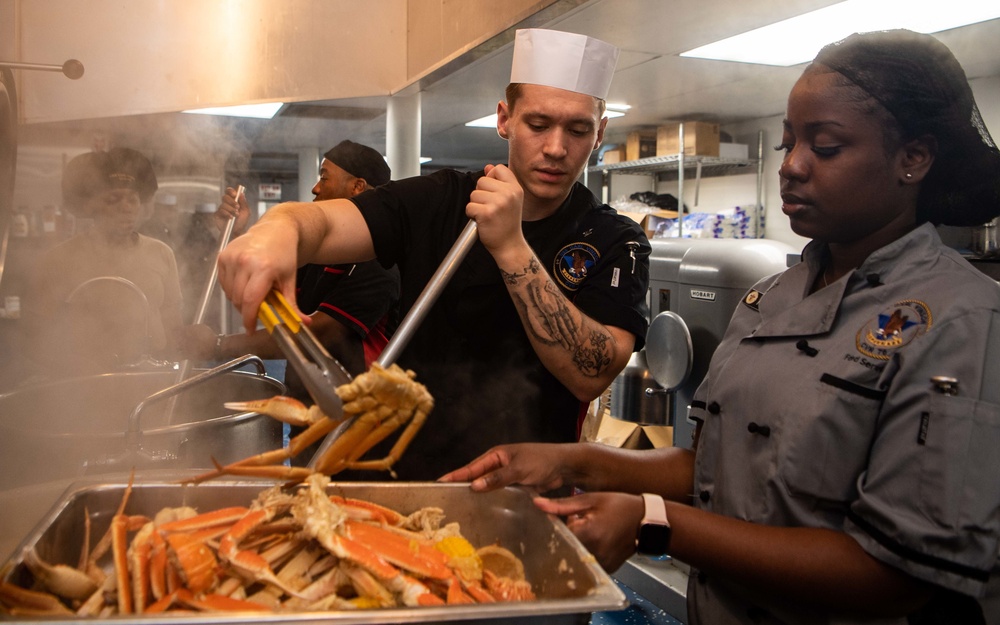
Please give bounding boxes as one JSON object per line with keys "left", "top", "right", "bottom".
{"left": 814, "top": 29, "right": 1000, "bottom": 227}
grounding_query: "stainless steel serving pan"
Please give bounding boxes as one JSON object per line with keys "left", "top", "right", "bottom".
{"left": 2, "top": 478, "right": 627, "bottom": 624}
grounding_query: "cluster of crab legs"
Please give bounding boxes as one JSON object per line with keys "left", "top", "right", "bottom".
{"left": 0, "top": 474, "right": 534, "bottom": 616}
{"left": 189, "top": 362, "right": 433, "bottom": 483}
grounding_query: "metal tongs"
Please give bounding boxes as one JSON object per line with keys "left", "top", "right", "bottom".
{"left": 258, "top": 290, "right": 351, "bottom": 420}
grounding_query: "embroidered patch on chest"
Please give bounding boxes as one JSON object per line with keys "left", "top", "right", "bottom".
{"left": 856, "top": 299, "right": 932, "bottom": 360}
{"left": 554, "top": 242, "right": 600, "bottom": 292}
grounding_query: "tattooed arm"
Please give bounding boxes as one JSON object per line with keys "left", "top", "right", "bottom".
{"left": 468, "top": 164, "right": 635, "bottom": 401}
{"left": 500, "top": 255, "right": 636, "bottom": 401}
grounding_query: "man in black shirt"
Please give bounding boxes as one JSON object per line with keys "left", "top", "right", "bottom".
{"left": 217, "top": 29, "right": 650, "bottom": 479}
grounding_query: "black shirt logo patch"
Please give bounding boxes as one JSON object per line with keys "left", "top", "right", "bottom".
{"left": 554, "top": 242, "right": 600, "bottom": 292}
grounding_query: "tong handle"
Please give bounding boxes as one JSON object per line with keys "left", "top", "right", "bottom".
{"left": 259, "top": 290, "right": 302, "bottom": 334}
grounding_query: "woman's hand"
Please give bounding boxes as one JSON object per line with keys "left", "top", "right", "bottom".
{"left": 439, "top": 443, "right": 574, "bottom": 494}
{"left": 534, "top": 492, "right": 644, "bottom": 572}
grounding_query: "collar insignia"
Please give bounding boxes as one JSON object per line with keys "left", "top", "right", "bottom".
{"left": 743, "top": 289, "right": 762, "bottom": 311}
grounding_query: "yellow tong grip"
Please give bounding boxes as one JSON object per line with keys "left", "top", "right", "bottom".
{"left": 258, "top": 290, "right": 302, "bottom": 335}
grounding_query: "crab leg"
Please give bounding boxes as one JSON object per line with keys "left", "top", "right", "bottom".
{"left": 110, "top": 514, "right": 133, "bottom": 614}
{"left": 217, "top": 508, "right": 305, "bottom": 598}
{"left": 314, "top": 405, "right": 428, "bottom": 476}
{"left": 224, "top": 396, "right": 323, "bottom": 427}
{"left": 0, "top": 581, "right": 75, "bottom": 616}
{"left": 21, "top": 548, "right": 99, "bottom": 602}
{"left": 184, "top": 416, "right": 341, "bottom": 483}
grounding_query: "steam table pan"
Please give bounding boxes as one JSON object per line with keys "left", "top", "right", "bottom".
{"left": 1, "top": 478, "right": 626, "bottom": 624}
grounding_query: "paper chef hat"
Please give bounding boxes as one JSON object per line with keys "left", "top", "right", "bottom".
{"left": 510, "top": 29, "right": 620, "bottom": 100}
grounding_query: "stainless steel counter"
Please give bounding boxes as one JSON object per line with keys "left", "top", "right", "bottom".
{"left": 613, "top": 555, "right": 689, "bottom": 624}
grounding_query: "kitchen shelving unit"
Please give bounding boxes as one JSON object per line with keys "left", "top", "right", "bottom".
{"left": 588, "top": 129, "right": 765, "bottom": 238}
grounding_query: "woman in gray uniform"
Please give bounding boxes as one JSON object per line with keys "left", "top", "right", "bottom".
{"left": 442, "top": 30, "right": 1000, "bottom": 624}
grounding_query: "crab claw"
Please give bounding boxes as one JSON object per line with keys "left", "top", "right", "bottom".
{"left": 224, "top": 396, "right": 323, "bottom": 427}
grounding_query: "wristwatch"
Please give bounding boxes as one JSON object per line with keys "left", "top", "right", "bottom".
{"left": 636, "top": 493, "right": 672, "bottom": 555}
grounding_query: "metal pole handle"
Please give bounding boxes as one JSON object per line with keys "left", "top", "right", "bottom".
{"left": 376, "top": 219, "right": 479, "bottom": 368}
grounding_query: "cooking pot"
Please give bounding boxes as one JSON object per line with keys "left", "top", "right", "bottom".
{"left": 0, "top": 357, "right": 284, "bottom": 490}
{"left": 609, "top": 350, "right": 672, "bottom": 425}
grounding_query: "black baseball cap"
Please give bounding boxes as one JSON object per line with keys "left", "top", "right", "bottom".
{"left": 323, "top": 140, "right": 391, "bottom": 187}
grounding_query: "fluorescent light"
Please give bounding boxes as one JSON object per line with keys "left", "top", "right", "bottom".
{"left": 681, "top": 0, "right": 1000, "bottom": 66}
{"left": 465, "top": 114, "right": 498, "bottom": 128}
{"left": 419, "top": 157, "right": 432, "bottom": 164}
{"left": 465, "top": 104, "right": 628, "bottom": 127}
{"left": 183, "top": 102, "right": 284, "bottom": 119}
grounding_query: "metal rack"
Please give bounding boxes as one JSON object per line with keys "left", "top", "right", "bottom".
{"left": 589, "top": 129, "right": 765, "bottom": 238}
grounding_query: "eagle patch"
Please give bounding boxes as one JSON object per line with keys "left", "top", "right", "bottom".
{"left": 856, "top": 299, "right": 932, "bottom": 360}
{"left": 554, "top": 242, "right": 600, "bottom": 292}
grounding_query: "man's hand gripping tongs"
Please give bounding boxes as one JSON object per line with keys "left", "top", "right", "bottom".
{"left": 257, "top": 290, "right": 351, "bottom": 422}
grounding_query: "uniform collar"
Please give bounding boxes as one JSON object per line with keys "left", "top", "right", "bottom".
{"left": 752, "top": 224, "right": 940, "bottom": 338}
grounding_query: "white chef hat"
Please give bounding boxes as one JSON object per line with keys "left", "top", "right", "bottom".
{"left": 509, "top": 28, "right": 619, "bottom": 100}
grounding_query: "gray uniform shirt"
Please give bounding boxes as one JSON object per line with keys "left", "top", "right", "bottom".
{"left": 687, "top": 223, "right": 1000, "bottom": 625}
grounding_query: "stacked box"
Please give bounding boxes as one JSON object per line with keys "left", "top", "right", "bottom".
{"left": 626, "top": 131, "right": 657, "bottom": 161}
{"left": 656, "top": 122, "right": 720, "bottom": 157}
{"left": 601, "top": 147, "right": 626, "bottom": 164}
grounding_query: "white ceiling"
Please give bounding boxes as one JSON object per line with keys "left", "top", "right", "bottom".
{"left": 18, "top": 0, "right": 1000, "bottom": 177}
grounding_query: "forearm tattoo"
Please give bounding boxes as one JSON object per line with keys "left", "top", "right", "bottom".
{"left": 500, "top": 256, "right": 543, "bottom": 285}
{"left": 506, "top": 257, "right": 613, "bottom": 377}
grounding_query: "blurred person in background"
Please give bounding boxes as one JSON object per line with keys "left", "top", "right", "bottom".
{"left": 180, "top": 139, "right": 399, "bottom": 385}
{"left": 23, "top": 147, "right": 184, "bottom": 378}
{"left": 443, "top": 29, "right": 1000, "bottom": 625}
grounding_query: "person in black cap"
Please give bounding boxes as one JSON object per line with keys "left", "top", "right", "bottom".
{"left": 181, "top": 139, "right": 399, "bottom": 386}
{"left": 24, "top": 147, "right": 184, "bottom": 377}
{"left": 443, "top": 29, "right": 1000, "bottom": 625}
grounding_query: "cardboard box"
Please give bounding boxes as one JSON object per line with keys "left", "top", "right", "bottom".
{"left": 601, "top": 146, "right": 626, "bottom": 164}
{"left": 656, "top": 121, "right": 720, "bottom": 157}
{"left": 626, "top": 131, "right": 657, "bottom": 161}
{"left": 618, "top": 209, "right": 678, "bottom": 239}
{"left": 719, "top": 142, "right": 749, "bottom": 160}
{"left": 580, "top": 388, "right": 673, "bottom": 450}
{"left": 581, "top": 408, "right": 674, "bottom": 450}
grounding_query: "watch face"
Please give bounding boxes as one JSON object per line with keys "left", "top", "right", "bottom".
{"left": 637, "top": 523, "right": 671, "bottom": 555}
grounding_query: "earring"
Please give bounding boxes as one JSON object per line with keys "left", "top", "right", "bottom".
{"left": 905, "top": 173, "right": 913, "bottom": 180}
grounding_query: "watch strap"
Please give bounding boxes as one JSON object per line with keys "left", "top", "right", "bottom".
{"left": 641, "top": 493, "right": 669, "bottom": 526}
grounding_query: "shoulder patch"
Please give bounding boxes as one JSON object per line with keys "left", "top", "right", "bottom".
{"left": 856, "top": 299, "right": 932, "bottom": 360}
{"left": 554, "top": 242, "right": 600, "bottom": 292}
